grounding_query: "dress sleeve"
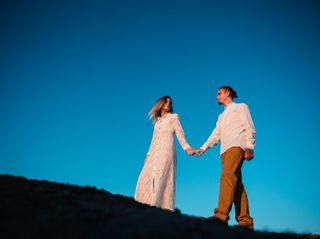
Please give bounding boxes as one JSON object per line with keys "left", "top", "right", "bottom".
{"left": 239, "top": 104, "right": 256, "bottom": 150}
{"left": 200, "top": 115, "right": 221, "bottom": 151}
{"left": 173, "top": 114, "right": 190, "bottom": 151}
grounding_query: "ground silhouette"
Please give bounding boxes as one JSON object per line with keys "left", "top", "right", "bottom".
{"left": 0, "top": 174, "right": 319, "bottom": 239}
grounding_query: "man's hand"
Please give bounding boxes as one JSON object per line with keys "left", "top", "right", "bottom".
{"left": 186, "top": 147, "right": 196, "bottom": 156}
{"left": 196, "top": 149, "right": 205, "bottom": 157}
{"left": 244, "top": 148, "right": 254, "bottom": 161}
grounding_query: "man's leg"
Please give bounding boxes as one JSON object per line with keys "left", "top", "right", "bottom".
{"left": 214, "top": 147, "right": 244, "bottom": 223}
{"left": 234, "top": 173, "right": 254, "bottom": 229}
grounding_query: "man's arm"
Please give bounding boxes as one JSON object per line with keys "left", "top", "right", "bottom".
{"left": 196, "top": 115, "right": 222, "bottom": 157}
{"left": 240, "top": 104, "right": 256, "bottom": 160}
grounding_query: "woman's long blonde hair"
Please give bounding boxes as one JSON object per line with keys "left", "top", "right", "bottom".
{"left": 148, "top": 96, "right": 173, "bottom": 123}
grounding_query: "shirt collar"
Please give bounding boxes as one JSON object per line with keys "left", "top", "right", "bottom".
{"left": 224, "top": 102, "right": 236, "bottom": 109}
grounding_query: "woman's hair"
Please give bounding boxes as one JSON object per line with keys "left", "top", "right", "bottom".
{"left": 148, "top": 96, "right": 173, "bottom": 122}
{"left": 219, "top": 86, "right": 238, "bottom": 99}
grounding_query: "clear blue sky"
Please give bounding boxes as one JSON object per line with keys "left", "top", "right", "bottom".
{"left": 1, "top": 0, "right": 319, "bottom": 234}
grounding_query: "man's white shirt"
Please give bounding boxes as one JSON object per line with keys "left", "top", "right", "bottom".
{"left": 201, "top": 102, "right": 256, "bottom": 155}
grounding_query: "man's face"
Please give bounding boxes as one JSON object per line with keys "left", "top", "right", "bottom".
{"left": 216, "top": 89, "right": 229, "bottom": 105}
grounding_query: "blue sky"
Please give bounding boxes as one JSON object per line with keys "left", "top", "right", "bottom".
{"left": 1, "top": 0, "right": 320, "bottom": 234}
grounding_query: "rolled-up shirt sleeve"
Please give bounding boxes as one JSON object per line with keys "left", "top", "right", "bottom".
{"left": 240, "top": 104, "right": 256, "bottom": 150}
{"left": 201, "top": 115, "right": 222, "bottom": 151}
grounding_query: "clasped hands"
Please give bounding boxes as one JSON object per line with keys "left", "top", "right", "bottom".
{"left": 186, "top": 147, "right": 205, "bottom": 157}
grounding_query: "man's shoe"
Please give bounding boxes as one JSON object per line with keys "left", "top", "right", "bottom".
{"left": 234, "top": 223, "right": 254, "bottom": 231}
{"left": 203, "top": 216, "right": 228, "bottom": 226}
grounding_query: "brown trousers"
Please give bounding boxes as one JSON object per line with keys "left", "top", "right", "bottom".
{"left": 214, "top": 147, "right": 253, "bottom": 227}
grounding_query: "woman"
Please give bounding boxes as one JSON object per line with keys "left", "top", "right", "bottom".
{"left": 134, "top": 96, "right": 194, "bottom": 211}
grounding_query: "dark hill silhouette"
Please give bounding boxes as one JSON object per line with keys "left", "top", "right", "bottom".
{"left": 0, "top": 174, "right": 319, "bottom": 239}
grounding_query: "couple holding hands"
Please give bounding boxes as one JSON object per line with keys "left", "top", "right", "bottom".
{"left": 134, "top": 86, "right": 256, "bottom": 230}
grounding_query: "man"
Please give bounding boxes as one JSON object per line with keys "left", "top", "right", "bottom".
{"left": 196, "top": 86, "right": 256, "bottom": 230}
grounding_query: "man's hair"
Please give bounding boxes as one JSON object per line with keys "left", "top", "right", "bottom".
{"left": 219, "top": 86, "right": 238, "bottom": 99}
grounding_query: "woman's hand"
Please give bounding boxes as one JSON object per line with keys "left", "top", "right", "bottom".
{"left": 186, "top": 147, "right": 196, "bottom": 156}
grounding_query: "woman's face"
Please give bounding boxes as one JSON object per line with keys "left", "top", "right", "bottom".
{"left": 163, "top": 98, "right": 172, "bottom": 112}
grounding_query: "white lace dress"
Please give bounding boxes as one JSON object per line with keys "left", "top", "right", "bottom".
{"left": 134, "top": 113, "right": 190, "bottom": 211}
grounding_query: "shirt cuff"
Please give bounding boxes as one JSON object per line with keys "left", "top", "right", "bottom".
{"left": 183, "top": 145, "right": 190, "bottom": 151}
{"left": 245, "top": 144, "right": 254, "bottom": 150}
